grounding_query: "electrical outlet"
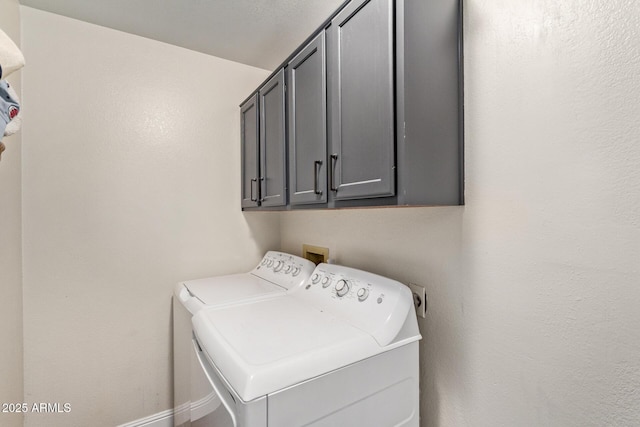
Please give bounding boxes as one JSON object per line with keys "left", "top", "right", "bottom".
{"left": 408, "top": 283, "right": 426, "bottom": 318}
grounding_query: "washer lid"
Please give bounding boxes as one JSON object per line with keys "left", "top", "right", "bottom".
{"left": 192, "top": 296, "right": 384, "bottom": 402}
{"left": 183, "top": 273, "right": 287, "bottom": 307}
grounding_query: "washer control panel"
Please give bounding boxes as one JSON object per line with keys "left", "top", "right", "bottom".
{"left": 303, "top": 267, "right": 378, "bottom": 303}
{"left": 252, "top": 251, "right": 315, "bottom": 291}
{"left": 297, "top": 263, "right": 414, "bottom": 346}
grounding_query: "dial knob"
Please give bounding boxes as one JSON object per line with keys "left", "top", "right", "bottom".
{"left": 261, "top": 258, "right": 268, "bottom": 266}
{"left": 311, "top": 273, "right": 321, "bottom": 284}
{"left": 284, "top": 265, "right": 293, "bottom": 274}
{"left": 273, "top": 261, "right": 284, "bottom": 272}
{"left": 321, "top": 277, "right": 331, "bottom": 288}
{"left": 292, "top": 267, "right": 301, "bottom": 277}
{"left": 357, "top": 287, "right": 369, "bottom": 301}
{"left": 266, "top": 259, "right": 274, "bottom": 267}
{"left": 335, "top": 279, "right": 350, "bottom": 297}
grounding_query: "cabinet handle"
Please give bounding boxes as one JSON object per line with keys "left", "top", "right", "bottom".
{"left": 314, "top": 160, "right": 323, "bottom": 195}
{"left": 250, "top": 178, "right": 258, "bottom": 202}
{"left": 259, "top": 177, "right": 265, "bottom": 202}
{"left": 330, "top": 154, "right": 338, "bottom": 192}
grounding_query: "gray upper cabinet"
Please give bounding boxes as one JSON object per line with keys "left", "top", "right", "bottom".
{"left": 240, "top": 0, "right": 463, "bottom": 210}
{"left": 288, "top": 32, "right": 327, "bottom": 205}
{"left": 394, "top": 0, "right": 464, "bottom": 205}
{"left": 327, "top": 0, "right": 395, "bottom": 201}
{"left": 240, "top": 94, "right": 260, "bottom": 209}
{"left": 258, "top": 69, "right": 287, "bottom": 207}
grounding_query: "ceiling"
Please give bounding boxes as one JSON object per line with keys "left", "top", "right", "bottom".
{"left": 19, "top": 0, "right": 345, "bottom": 71}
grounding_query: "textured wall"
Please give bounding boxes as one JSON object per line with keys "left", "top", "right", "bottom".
{"left": 281, "top": 0, "right": 640, "bottom": 426}
{"left": 0, "top": 1, "right": 23, "bottom": 426}
{"left": 21, "top": 7, "right": 275, "bottom": 426}
{"left": 16, "top": 0, "right": 640, "bottom": 426}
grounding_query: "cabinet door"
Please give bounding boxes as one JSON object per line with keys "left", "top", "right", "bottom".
{"left": 328, "top": 0, "right": 395, "bottom": 200}
{"left": 288, "top": 32, "right": 327, "bottom": 205}
{"left": 241, "top": 94, "right": 260, "bottom": 208}
{"left": 259, "top": 69, "right": 287, "bottom": 207}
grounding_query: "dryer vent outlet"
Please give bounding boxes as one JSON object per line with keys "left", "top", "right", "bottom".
{"left": 408, "top": 283, "right": 426, "bottom": 318}
{"left": 302, "top": 244, "right": 329, "bottom": 265}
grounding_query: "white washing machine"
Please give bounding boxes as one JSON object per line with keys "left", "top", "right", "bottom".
{"left": 173, "top": 251, "right": 315, "bottom": 426}
{"left": 192, "top": 263, "right": 422, "bottom": 426}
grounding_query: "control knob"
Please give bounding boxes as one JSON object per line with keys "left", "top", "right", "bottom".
{"left": 273, "top": 261, "right": 284, "bottom": 272}
{"left": 357, "top": 287, "right": 370, "bottom": 301}
{"left": 311, "top": 273, "right": 321, "bottom": 284}
{"left": 322, "top": 276, "right": 331, "bottom": 288}
{"left": 335, "top": 279, "right": 350, "bottom": 297}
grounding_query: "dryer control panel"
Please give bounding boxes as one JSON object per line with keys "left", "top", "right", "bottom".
{"left": 252, "top": 251, "right": 316, "bottom": 291}
{"left": 297, "top": 263, "right": 415, "bottom": 347}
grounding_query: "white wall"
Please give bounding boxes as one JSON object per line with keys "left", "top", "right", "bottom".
{"left": 281, "top": 0, "right": 640, "bottom": 426}
{"left": 17, "top": 1, "right": 640, "bottom": 426}
{"left": 21, "top": 7, "right": 276, "bottom": 426}
{"left": 0, "top": 1, "right": 23, "bottom": 427}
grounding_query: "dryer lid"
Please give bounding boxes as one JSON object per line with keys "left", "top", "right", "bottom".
{"left": 183, "top": 273, "right": 286, "bottom": 306}
{"left": 194, "top": 296, "right": 386, "bottom": 402}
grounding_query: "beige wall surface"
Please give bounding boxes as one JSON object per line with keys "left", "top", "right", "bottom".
{"left": 20, "top": 7, "right": 276, "bottom": 426}
{"left": 0, "top": 1, "right": 23, "bottom": 427}
{"left": 281, "top": 0, "right": 640, "bottom": 426}
{"left": 16, "top": 1, "right": 640, "bottom": 427}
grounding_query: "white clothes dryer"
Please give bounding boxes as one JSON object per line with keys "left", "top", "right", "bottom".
{"left": 192, "top": 263, "right": 422, "bottom": 426}
{"left": 173, "top": 251, "right": 315, "bottom": 426}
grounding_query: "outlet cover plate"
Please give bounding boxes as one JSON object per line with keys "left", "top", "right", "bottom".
{"left": 408, "top": 283, "right": 426, "bottom": 318}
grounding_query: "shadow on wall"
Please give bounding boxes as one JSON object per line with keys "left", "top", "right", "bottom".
{"left": 243, "top": 211, "right": 282, "bottom": 253}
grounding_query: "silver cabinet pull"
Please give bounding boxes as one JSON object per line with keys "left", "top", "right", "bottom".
{"left": 250, "top": 178, "right": 258, "bottom": 202}
{"left": 330, "top": 154, "right": 338, "bottom": 192}
{"left": 314, "top": 160, "right": 323, "bottom": 195}
{"left": 259, "top": 177, "right": 265, "bottom": 202}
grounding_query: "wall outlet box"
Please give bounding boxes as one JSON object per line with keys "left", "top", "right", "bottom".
{"left": 408, "top": 283, "right": 426, "bottom": 318}
{"left": 302, "top": 244, "right": 329, "bottom": 265}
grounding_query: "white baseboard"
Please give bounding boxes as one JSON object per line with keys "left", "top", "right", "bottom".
{"left": 116, "top": 408, "right": 174, "bottom": 427}
{"left": 191, "top": 391, "right": 222, "bottom": 421}
{"left": 117, "top": 391, "right": 221, "bottom": 426}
